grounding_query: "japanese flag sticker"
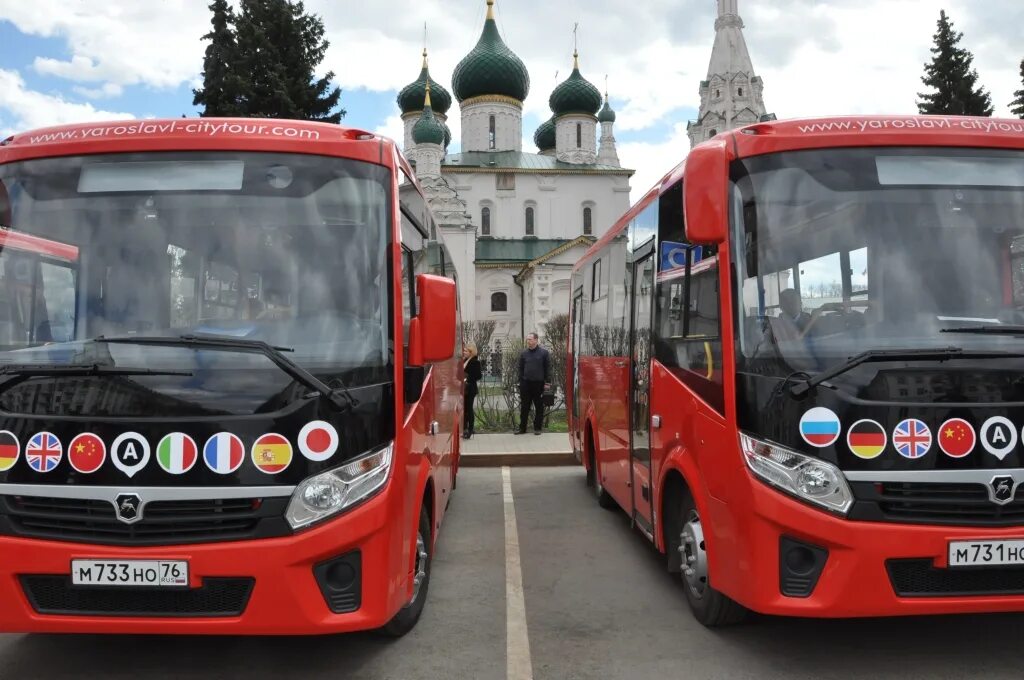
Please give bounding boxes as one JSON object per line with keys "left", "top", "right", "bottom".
{"left": 298, "top": 421, "right": 339, "bottom": 462}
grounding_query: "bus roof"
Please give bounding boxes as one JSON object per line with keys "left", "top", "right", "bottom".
{"left": 0, "top": 118, "right": 394, "bottom": 167}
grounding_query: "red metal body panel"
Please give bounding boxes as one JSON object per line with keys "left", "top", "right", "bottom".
{"left": 569, "top": 114, "right": 1024, "bottom": 618}
{"left": 0, "top": 119, "right": 461, "bottom": 633}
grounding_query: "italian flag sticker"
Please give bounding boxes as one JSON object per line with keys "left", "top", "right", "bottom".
{"left": 156, "top": 433, "right": 198, "bottom": 475}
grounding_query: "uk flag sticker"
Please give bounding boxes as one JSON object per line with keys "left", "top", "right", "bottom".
{"left": 26, "top": 432, "right": 62, "bottom": 473}
{"left": 893, "top": 419, "right": 931, "bottom": 459}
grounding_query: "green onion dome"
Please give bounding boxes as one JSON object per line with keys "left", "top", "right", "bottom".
{"left": 452, "top": 0, "right": 530, "bottom": 103}
{"left": 597, "top": 93, "right": 616, "bottom": 123}
{"left": 549, "top": 52, "right": 602, "bottom": 117}
{"left": 442, "top": 121, "right": 452, "bottom": 148}
{"left": 412, "top": 86, "right": 446, "bottom": 146}
{"left": 533, "top": 117, "right": 556, "bottom": 151}
{"left": 398, "top": 49, "right": 453, "bottom": 116}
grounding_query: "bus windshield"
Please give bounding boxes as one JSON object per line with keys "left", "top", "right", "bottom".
{"left": 732, "top": 146, "right": 1024, "bottom": 378}
{"left": 0, "top": 151, "right": 391, "bottom": 414}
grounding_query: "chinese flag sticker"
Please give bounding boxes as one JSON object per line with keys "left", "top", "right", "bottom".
{"left": 938, "top": 418, "right": 975, "bottom": 459}
{"left": 68, "top": 433, "right": 107, "bottom": 474}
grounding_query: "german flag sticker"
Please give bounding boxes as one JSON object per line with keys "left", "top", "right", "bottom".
{"left": 847, "top": 419, "right": 887, "bottom": 460}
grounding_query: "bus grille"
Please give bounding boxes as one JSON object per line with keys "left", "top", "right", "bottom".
{"left": 20, "top": 575, "right": 254, "bottom": 617}
{"left": 0, "top": 495, "right": 290, "bottom": 546}
{"left": 849, "top": 482, "right": 1024, "bottom": 526}
{"left": 887, "top": 559, "right": 1024, "bottom": 597}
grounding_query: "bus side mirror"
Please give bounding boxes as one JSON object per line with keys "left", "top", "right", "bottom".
{"left": 415, "top": 274, "right": 456, "bottom": 363}
{"left": 684, "top": 139, "right": 729, "bottom": 244}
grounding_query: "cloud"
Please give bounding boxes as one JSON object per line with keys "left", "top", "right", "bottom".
{"left": 617, "top": 121, "right": 691, "bottom": 200}
{"left": 0, "top": 69, "right": 133, "bottom": 137}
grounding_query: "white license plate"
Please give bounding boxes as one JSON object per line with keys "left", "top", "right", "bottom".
{"left": 948, "top": 539, "right": 1024, "bottom": 567}
{"left": 71, "top": 560, "right": 189, "bottom": 587}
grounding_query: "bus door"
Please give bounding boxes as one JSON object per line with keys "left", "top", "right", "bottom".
{"left": 629, "top": 247, "right": 656, "bottom": 532}
{"left": 570, "top": 288, "right": 583, "bottom": 432}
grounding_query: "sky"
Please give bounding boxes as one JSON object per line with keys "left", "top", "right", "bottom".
{"left": 0, "top": 0, "right": 1023, "bottom": 198}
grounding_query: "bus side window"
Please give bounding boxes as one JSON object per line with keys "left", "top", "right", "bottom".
{"left": 654, "top": 253, "right": 724, "bottom": 413}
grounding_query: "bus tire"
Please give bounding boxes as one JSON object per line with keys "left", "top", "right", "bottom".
{"left": 591, "top": 451, "right": 616, "bottom": 510}
{"left": 380, "top": 505, "right": 432, "bottom": 637}
{"left": 670, "top": 491, "right": 747, "bottom": 627}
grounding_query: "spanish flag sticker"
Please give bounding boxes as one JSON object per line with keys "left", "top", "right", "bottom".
{"left": 251, "top": 433, "right": 293, "bottom": 474}
{"left": 847, "top": 419, "right": 887, "bottom": 460}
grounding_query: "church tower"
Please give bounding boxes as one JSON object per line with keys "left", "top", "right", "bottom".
{"left": 687, "top": 0, "right": 774, "bottom": 147}
{"left": 452, "top": 0, "right": 530, "bottom": 152}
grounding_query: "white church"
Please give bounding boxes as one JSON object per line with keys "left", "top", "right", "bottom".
{"left": 399, "top": 0, "right": 771, "bottom": 349}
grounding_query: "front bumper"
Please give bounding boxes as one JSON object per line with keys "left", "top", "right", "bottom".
{"left": 712, "top": 478, "right": 1024, "bottom": 618}
{"left": 0, "top": 490, "right": 407, "bottom": 634}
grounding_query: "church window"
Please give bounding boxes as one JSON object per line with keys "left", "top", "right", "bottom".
{"left": 481, "top": 207, "right": 491, "bottom": 236}
{"left": 525, "top": 206, "right": 535, "bottom": 236}
{"left": 583, "top": 207, "right": 593, "bottom": 235}
{"left": 716, "top": 89, "right": 721, "bottom": 98}
{"left": 489, "top": 115, "right": 496, "bottom": 150}
{"left": 491, "top": 292, "right": 508, "bottom": 312}
{"left": 576, "top": 123, "right": 582, "bottom": 148}
{"left": 708, "top": 129, "right": 718, "bottom": 138}
{"left": 738, "top": 87, "right": 743, "bottom": 96}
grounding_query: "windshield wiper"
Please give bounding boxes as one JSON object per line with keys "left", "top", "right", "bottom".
{"left": 941, "top": 325, "right": 1024, "bottom": 336}
{"left": 0, "top": 363, "right": 193, "bottom": 396}
{"left": 92, "top": 334, "right": 358, "bottom": 412}
{"left": 788, "top": 347, "right": 1024, "bottom": 398}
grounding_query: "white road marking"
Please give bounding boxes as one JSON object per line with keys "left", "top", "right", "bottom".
{"left": 503, "top": 465, "right": 533, "bottom": 680}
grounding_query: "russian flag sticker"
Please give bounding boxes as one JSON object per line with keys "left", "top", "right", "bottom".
{"left": 799, "top": 407, "right": 841, "bottom": 448}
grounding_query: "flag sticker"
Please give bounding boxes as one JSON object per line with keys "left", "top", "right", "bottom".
{"left": 68, "top": 433, "right": 106, "bottom": 474}
{"left": 980, "top": 416, "right": 1016, "bottom": 461}
{"left": 111, "top": 431, "right": 150, "bottom": 478}
{"left": 0, "top": 430, "right": 19, "bottom": 472}
{"left": 26, "top": 432, "right": 62, "bottom": 473}
{"left": 847, "top": 419, "right": 887, "bottom": 459}
{"left": 0, "top": 431, "right": 19, "bottom": 472}
{"left": 203, "top": 433, "right": 244, "bottom": 475}
{"left": 251, "top": 433, "right": 292, "bottom": 474}
{"left": 298, "top": 421, "right": 339, "bottom": 462}
{"left": 893, "top": 419, "right": 931, "bottom": 460}
{"left": 799, "top": 407, "right": 841, "bottom": 448}
{"left": 939, "top": 418, "right": 976, "bottom": 458}
{"left": 157, "top": 433, "right": 198, "bottom": 475}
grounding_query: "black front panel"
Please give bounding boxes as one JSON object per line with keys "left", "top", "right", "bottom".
{"left": 849, "top": 481, "right": 1024, "bottom": 527}
{"left": 0, "top": 495, "right": 290, "bottom": 545}
{"left": 0, "top": 381, "right": 394, "bottom": 487}
{"left": 21, "top": 575, "right": 254, "bottom": 617}
{"left": 887, "top": 559, "right": 1024, "bottom": 597}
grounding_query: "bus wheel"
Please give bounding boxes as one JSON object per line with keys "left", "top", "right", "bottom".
{"left": 381, "top": 507, "right": 432, "bottom": 637}
{"left": 673, "top": 494, "right": 746, "bottom": 627}
{"left": 592, "top": 455, "right": 616, "bottom": 510}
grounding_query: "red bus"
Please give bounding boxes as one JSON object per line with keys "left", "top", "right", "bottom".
{"left": 569, "top": 115, "right": 1024, "bottom": 625}
{"left": 0, "top": 118, "right": 463, "bottom": 635}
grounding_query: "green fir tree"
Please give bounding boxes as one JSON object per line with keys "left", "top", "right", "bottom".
{"left": 233, "top": 0, "right": 344, "bottom": 122}
{"left": 192, "top": 0, "right": 248, "bottom": 117}
{"left": 917, "top": 10, "right": 993, "bottom": 116}
{"left": 1010, "top": 58, "right": 1024, "bottom": 119}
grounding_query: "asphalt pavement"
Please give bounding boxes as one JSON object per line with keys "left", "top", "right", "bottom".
{"left": 2, "top": 467, "right": 1024, "bottom": 679}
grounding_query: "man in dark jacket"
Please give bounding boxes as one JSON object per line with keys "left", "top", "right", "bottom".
{"left": 516, "top": 332, "right": 551, "bottom": 435}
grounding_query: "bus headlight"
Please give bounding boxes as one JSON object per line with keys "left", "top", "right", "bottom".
{"left": 739, "top": 433, "right": 853, "bottom": 515}
{"left": 286, "top": 442, "right": 393, "bottom": 530}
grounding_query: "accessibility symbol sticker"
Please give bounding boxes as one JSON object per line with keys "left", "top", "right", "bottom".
{"left": 111, "top": 432, "right": 151, "bottom": 478}
{"left": 980, "top": 416, "right": 1017, "bottom": 461}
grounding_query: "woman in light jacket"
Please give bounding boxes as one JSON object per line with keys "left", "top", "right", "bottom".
{"left": 462, "top": 343, "right": 482, "bottom": 439}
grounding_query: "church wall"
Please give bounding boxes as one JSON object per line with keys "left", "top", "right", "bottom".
{"left": 460, "top": 100, "right": 523, "bottom": 153}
